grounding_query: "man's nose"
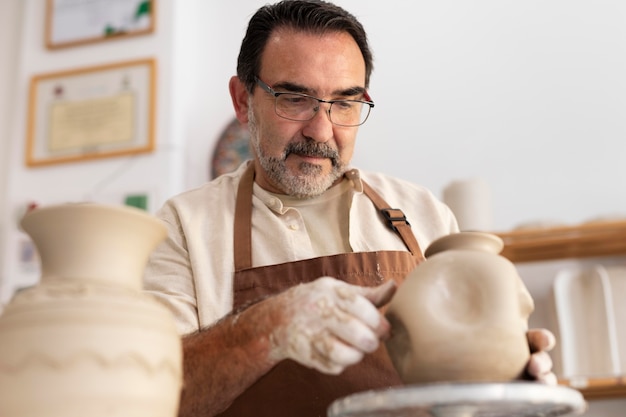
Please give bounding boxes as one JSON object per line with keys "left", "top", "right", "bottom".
{"left": 303, "top": 103, "right": 334, "bottom": 142}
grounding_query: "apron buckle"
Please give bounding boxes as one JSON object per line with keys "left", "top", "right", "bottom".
{"left": 381, "top": 208, "right": 411, "bottom": 232}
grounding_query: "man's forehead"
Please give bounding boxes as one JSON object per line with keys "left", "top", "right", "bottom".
{"left": 259, "top": 29, "right": 367, "bottom": 92}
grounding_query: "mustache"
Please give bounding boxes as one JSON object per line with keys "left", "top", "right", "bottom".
{"left": 284, "top": 141, "right": 340, "bottom": 165}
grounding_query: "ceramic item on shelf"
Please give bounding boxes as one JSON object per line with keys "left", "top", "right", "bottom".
{"left": 0, "top": 203, "right": 182, "bottom": 417}
{"left": 553, "top": 265, "right": 619, "bottom": 379}
{"left": 441, "top": 178, "right": 493, "bottom": 231}
{"left": 604, "top": 265, "right": 626, "bottom": 375}
{"left": 385, "top": 231, "right": 534, "bottom": 384}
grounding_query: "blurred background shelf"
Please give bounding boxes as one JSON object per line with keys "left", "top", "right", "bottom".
{"left": 497, "top": 219, "right": 626, "bottom": 263}
{"left": 496, "top": 220, "right": 626, "bottom": 401}
{"left": 560, "top": 377, "right": 626, "bottom": 400}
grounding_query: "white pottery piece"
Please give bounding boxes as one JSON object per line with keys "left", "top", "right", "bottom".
{"left": 0, "top": 203, "right": 182, "bottom": 417}
{"left": 603, "top": 265, "right": 626, "bottom": 375}
{"left": 553, "top": 265, "right": 619, "bottom": 379}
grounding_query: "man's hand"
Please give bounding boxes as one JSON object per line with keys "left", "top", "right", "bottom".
{"left": 526, "top": 328, "right": 558, "bottom": 384}
{"left": 267, "top": 277, "right": 397, "bottom": 374}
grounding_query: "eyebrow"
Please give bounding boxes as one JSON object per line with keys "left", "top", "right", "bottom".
{"left": 271, "top": 81, "right": 366, "bottom": 98}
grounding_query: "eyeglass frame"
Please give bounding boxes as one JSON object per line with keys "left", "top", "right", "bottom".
{"left": 255, "top": 77, "right": 375, "bottom": 127}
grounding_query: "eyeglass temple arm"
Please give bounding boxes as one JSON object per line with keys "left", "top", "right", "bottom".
{"left": 363, "top": 90, "right": 375, "bottom": 107}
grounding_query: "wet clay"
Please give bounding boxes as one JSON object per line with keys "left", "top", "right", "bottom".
{"left": 384, "top": 232, "right": 534, "bottom": 384}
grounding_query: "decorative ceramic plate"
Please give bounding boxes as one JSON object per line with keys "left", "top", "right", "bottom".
{"left": 210, "top": 117, "right": 252, "bottom": 179}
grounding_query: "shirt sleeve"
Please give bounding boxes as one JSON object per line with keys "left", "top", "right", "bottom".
{"left": 143, "top": 201, "right": 201, "bottom": 335}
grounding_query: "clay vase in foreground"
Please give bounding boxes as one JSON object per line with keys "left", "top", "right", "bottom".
{"left": 385, "top": 231, "right": 534, "bottom": 384}
{"left": 0, "top": 203, "right": 182, "bottom": 417}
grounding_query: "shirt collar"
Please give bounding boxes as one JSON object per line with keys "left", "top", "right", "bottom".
{"left": 252, "top": 168, "right": 365, "bottom": 214}
{"left": 344, "top": 168, "right": 364, "bottom": 193}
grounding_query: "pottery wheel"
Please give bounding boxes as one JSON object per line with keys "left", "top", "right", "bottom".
{"left": 327, "top": 382, "right": 586, "bottom": 417}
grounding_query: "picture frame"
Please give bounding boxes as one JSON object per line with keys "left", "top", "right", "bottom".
{"left": 25, "top": 58, "right": 157, "bottom": 167}
{"left": 45, "top": 0, "right": 155, "bottom": 49}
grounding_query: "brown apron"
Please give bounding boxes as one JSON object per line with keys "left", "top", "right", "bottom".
{"left": 218, "top": 164, "right": 424, "bottom": 417}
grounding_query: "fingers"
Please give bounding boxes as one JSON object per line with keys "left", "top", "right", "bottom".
{"left": 525, "top": 328, "right": 558, "bottom": 385}
{"left": 362, "top": 280, "right": 397, "bottom": 307}
{"left": 527, "top": 328, "right": 556, "bottom": 353}
{"left": 333, "top": 284, "right": 382, "bottom": 329}
{"left": 311, "top": 332, "right": 365, "bottom": 374}
{"left": 267, "top": 277, "right": 397, "bottom": 374}
{"left": 317, "top": 281, "right": 399, "bottom": 370}
{"left": 527, "top": 350, "right": 552, "bottom": 377}
{"left": 324, "top": 305, "right": 380, "bottom": 353}
{"left": 336, "top": 280, "right": 396, "bottom": 339}
{"left": 526, "top": 351, "right": 557, "bottom": 385}
{"left": 537, "top": 371, "right": 558, "bottom": 385}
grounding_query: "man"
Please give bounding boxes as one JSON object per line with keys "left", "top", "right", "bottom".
{"left": 144, "top": 1, "right": 556, "bottom": 416}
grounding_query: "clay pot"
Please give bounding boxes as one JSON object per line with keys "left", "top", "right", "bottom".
{"left": 385, "top": 231, "right": 534, "bottom": 384}
{"left": 0, "top": 203, "right": 182, "bottom": 417}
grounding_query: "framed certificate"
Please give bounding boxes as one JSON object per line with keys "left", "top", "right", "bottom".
{"left": 45, "top": 0, "right": 155, "bottom": 49}
{"left": 25, "top": 58, "right": 157, "bottom": 167}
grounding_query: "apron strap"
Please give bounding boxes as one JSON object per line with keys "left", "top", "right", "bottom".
{"left": 233, "top": 163, "right": 424, "bottom": 270}
{"left": 360, "top": 181, "right": 423, "bottom": 257}
{"left": 234, "top": 162, "right": 255, "bottom": 270}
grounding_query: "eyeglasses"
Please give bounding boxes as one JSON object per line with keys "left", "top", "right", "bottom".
{"left": 255, "top": 77, "right": 375, "bottom": 127}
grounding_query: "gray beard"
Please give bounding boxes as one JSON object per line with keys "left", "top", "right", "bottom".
{"left": 248, "top": 107, "right": 346, "bottom": 199}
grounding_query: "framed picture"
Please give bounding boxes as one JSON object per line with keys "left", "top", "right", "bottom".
{"left": 45, "top": 0, "right": 155, "bottom": 49}
{"left": 25, "top": 58, "right": 157, "bottom": 167}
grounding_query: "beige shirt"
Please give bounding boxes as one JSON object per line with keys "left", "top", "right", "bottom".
{"left": 143, "top": 162, "right": 458, "bottom": 335}
{"left": 264, "top": 177, "right": 353, "bottom": 256}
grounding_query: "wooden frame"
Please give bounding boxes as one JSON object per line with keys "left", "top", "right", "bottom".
{"left": 25, "top": 58, "right": 157, "bottom": 167}
{"left": 45, "top": 0, "right": 156, "bottom": 49}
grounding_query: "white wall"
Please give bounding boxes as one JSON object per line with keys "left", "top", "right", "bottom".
{"left": 356, "top": 0, "right": 626, "bottom": 231}
{"left": 0, "top": 0, "right": 22, "bottom": 305}
{"left": 0, "top": 0, "right": 187, "bottom": 301}
{"left": 181, "top": 0, "right": 626, "bottom": 233}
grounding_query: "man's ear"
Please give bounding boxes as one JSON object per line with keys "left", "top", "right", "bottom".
{"left": 229, "top": 76, "right": 250, "bottom": 123}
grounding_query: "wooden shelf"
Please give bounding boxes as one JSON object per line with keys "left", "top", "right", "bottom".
{"left": 496, "top": 219, "right": 626, "bottom": 263}
{"left": 559, "top": 377, "right": 626, "bottom": 400}
{"left": 496, "top": 220, "right": 626, "bottom": 401}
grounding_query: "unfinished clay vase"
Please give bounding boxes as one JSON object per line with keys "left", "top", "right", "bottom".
{"left": 385, "top": 231, "right": 534, "bottom": 384}
{"left": 0, "top": 203, "right": 182, "bottom": 417}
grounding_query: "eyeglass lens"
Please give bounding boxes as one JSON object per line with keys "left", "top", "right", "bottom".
{"left": 275, "top": 94, "right": 371, "bottom": 126}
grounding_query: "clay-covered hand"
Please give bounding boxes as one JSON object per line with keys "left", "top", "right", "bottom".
{"left": 525, "top": 328, "right": 558, "bottom": 384}
{"left": 267, "top": 277, "right": 397, "bottom": 374}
